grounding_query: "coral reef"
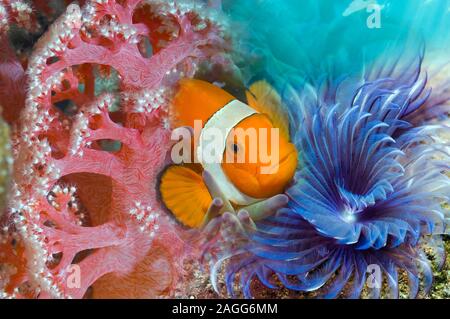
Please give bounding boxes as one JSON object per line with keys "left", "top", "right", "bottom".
{"left": 0, "top": 0, "right": 231, "bottom": 298}
{"left": 0, "top": 0, "right": 448, "bottom": 300}
{"left": 429, "top": 236, "right": 450, "bottom": 299}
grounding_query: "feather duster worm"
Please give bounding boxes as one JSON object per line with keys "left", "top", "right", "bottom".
{"left": 210, "top": 55, "right": 450, "bottom": 298}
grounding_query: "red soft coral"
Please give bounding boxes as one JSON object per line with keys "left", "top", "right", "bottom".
{"left": 0, "top": 1, "right": 79, "bottom": 125}
{"left": 1, "top": 0, "right": 230, "bottom": 298}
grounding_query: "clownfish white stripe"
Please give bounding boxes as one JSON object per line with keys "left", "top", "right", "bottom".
{"left": 197, "top": 100, "right": 261, "bottom": 205}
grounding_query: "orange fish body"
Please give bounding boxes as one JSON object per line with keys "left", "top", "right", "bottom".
{"left": 159, "top": 79, "right": 298, "bottom": 228}
{"left": 170, "top": 79, "right": 235, "bottom": 129}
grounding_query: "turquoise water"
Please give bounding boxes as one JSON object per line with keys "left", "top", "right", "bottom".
{"left": 223, "top": 0, "right": 450, "bottom": 85}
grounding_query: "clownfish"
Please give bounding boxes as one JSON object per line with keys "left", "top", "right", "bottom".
{"left": 158, "top": 79, "right": 298, "bottom": 228}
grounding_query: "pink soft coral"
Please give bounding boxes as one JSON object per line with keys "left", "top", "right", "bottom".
{"left": 0, "top": 0, "right": 230, "bottom": 298}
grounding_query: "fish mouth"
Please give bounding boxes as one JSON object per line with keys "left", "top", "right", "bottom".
{"left": 259, "top": 145, "right": 298, "bottom": 176}
{"left": 222, "top": 143, "right": 298, "bottom": 199}
{"left": 255, "top": 143, "right": 298, "bottom": 196}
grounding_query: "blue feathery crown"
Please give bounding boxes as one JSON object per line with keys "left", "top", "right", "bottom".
{"left": 210, "top": 0, "right": 450, "bottom": 298}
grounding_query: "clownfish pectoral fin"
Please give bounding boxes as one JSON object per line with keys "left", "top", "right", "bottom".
{"left": 246, "top": 80, "right": 290, "bottom": 140}
{"left": 159, "top": 165, "right": 212, "bottom": 228}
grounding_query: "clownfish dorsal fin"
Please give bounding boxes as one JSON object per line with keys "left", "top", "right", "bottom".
{"left": 246, "top": 80, "right": 290, "bottom": 140}
{"left": 159, "top": 165, "right": 212, "bottom": 228}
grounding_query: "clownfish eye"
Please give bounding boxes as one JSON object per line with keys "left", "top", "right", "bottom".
{"left": 232, "top": 143, "right": 239, "bottom": 153}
